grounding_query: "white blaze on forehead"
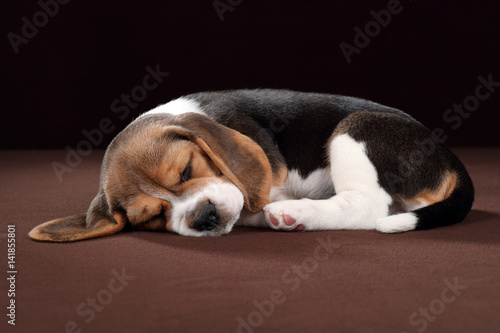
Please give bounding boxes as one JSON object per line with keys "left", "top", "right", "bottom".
{"left": 170, "top": 180, "right": 244, "bottom": 237}
{"left": 139, "top": 97, "right": 205, "bottom": 118}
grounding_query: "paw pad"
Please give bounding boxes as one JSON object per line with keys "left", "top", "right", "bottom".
{"left": 282, "top": 213, "right": 296, "bottom": 226}
{"left": 268, "top": 213, "right": 280, "bottom": 227}
{"left": 264, "top": 200, "right": 310, "bottom": 232}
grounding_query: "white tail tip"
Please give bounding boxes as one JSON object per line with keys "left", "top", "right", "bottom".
{"left": 376, "top": 213, "right": 418, "bottom": 233}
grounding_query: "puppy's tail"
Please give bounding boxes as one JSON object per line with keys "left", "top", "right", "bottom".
{"left": 376, "top": 169, "right": 474, "bottom": 233}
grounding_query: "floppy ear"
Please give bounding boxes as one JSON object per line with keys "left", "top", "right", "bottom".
{"left": 29, "top": 191, "right": 127, "bottom": 242}
{"left": 170, "top": 114, "right": 273, "bottom": 212}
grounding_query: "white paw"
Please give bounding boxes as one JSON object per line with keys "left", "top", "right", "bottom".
{"left": 264, "top": 199, "right": 315, "bottom": 231}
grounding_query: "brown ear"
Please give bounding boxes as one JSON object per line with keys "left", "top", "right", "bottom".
{"left": 169, "top": 115, "right": 273, "bottom": 212}
{"left": 29, "top": 191, "right": 127, "bottom": 242}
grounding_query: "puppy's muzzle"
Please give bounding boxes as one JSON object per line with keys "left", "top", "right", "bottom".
{"left": 193, "top": 203, "right": 220, "bottom": 231}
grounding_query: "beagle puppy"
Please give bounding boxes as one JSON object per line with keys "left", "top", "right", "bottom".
{"left": 29, "top": 89, "right": 474, "bottom": 242}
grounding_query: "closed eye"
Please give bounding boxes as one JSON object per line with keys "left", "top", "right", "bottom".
{"left": 153, "top": 209, "right": 166, "bottom": 219}
{"left": 180, "top": 164, "right": 192, "bottom": 183}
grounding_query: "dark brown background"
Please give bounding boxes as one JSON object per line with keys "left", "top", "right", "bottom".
{"left": 2, "top": 0, "right": 500, "bottom": 149}
{"left": 1, "top": 148, "right": 499, "bottom": 333}
{"left": 2, "top": 2, "right": 500, "bottom": 332}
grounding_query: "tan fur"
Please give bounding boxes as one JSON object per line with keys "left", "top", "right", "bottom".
{"left": 409, "top": 171, "right": 458, "bottom": 206}
{"left": 105, "top": 128, "right": 230, "bottom": 232}
{"left": 29, "top": 115, "right": 274, "bottom": 241}
{"left": 170, "top": 117, "right": 273, "bottom": 211}
{"left": 396, "top": 171, "right": 458, "bottom": 211}
{"left": 226, "top": 129, "right": 273, "bottom": 210}
{"left": 29, "top": 212, "right": 127, "bottom": 242}
{"left": 127, "top": 194, "right": 165, "bottom": 225}
{"left": 272, "top": 163, "right": 288, "bottom": 187}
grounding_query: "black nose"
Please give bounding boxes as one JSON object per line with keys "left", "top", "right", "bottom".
{"left": 193, "top": 203, "right": 220, "bottom": 231}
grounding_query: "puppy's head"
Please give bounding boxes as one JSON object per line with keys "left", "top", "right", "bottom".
{"left": 29, "top": 112, "right": 272, "bottom": 241}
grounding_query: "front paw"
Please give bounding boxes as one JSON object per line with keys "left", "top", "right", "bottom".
{"left": 264, "top": 200, "right": 314, "bottom": 231}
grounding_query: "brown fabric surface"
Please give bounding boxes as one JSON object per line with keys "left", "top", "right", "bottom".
{"left": 1, "top": 148, "right": 499, "bottom": 333}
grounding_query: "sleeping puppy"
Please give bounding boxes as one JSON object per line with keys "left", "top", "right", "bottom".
{"left": 29, "top": 89, "right": 474, "bottom": 242}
